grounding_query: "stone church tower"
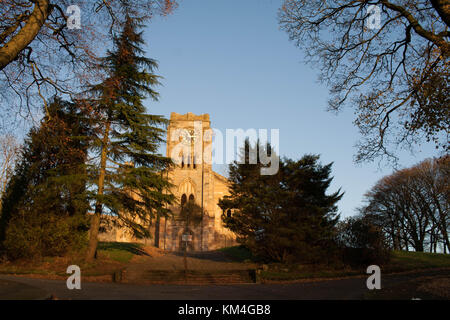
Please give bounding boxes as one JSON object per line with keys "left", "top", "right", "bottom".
{"left": 160, "top": 112, "right": 236, "bottom": 251}
{"left": 99, "top": 112, "right": 236, "bottom": 251}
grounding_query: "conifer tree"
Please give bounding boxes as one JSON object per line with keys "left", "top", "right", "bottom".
{"left": 0, "top": 97, "right": 90, "bottom": 258}
{"left": 85, "top": 12, "right": 173, "bottom": 262}
{"left": 220, "top": 141, "right": 343, "bottom": 263}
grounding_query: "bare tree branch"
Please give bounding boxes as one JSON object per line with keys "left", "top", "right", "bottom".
{"left": 279, "top": 0, "right": 449, "bottom": 164}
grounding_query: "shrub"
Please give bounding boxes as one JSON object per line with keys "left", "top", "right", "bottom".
{"left": 336, "top": 216, "right": 390, "bottom": 266}
{"left": 3, "top": 210, "right": 87, "bottom": 260}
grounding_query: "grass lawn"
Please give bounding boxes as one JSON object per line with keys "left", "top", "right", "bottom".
{"left": 0, "top": 242, "right": 146, "bottom": 279}
{"left": 97, "top": 242, "right": 146, "bottom": 263}
{"left": 219, "top": 246, "right": 450, "bottom": 282}
{"left": 386, "top": 250, "right": 450, "bottom": 272}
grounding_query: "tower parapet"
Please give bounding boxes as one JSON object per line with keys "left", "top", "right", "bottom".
{"left": 170, "top": 112, "right": 210, "bottom": 123}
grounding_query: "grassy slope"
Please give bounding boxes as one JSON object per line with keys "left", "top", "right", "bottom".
{"left": 2, "top": 243, "right": 449, "bottom": 282}
{"left": 0, "top": 242, "right": 145, "bottom": 278}
{"left": 97, "top": 242, "right": 145, "bottom": 263}
{"left": 220, "top": 246, "right": 450, "bottom": 281}
{"left": 387, "top": 250, "right": 450, "bottom": 272}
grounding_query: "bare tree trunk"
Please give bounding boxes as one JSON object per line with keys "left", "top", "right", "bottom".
{"left": 154, "top": 214, "right": 160, "bottom": 248}
{"left": 85, "top": 121, "right": 110, "bottom": 263}
{"left": 429, "top": 232, "right": 433, "bottom": 253}
{"left": 438, "top": 216, "right": 450, "bottom": 253}
{"left": 0, "top": 0, "right": 50, "bottom": 70}
{"left": 430, "top": 193, "right": 450, "bottom": 254}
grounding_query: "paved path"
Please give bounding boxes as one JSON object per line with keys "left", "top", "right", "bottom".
{"left": 0, "top": 279, "right": 49, "bottom": 300}
{"left": 0, "top": 274, "right": 367, "bottom": 300}
{"left": 2, "top": 270, "right": 447, "bottom": 300}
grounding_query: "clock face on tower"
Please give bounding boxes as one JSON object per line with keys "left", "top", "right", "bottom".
{"left": 181, "top": 129, "right": 199, "bottom": 145}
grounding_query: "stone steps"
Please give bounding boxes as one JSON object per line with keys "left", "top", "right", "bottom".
{"left": 122, "top": 269, "right": 256, "bottom": 285}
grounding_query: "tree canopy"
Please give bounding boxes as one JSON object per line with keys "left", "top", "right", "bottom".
{"left": 0, "top": 0, "right": 177, "bottom": 126}
{"left": 219, "top": 141, "right": 343, "bottom": 263}
{"left": 0, "top": 97, "right": 90, "bottom": 259}
{"left": 279, "top": 0, "right": 449, "bottom": 163}
{"left": 360, "top": 156, "right": 449, "bottom": 253}
{"left": 84, "top": 12, "right": 173, "bottom": 262}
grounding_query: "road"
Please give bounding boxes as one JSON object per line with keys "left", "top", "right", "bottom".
{"left": 1, "top": 269, "right": 446, "bottom": 300}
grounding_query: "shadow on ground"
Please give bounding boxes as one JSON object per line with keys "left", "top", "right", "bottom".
{"left": 98, "top": 242, "right": 149, "bottom": 256}
{"left": 171, "top": 250, "right": 233, "bottom": 262}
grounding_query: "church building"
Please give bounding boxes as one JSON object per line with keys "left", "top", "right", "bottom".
{"left": 99, "top": 112, "right": 237, "bottom": 251}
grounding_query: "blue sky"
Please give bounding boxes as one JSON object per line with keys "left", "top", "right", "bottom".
{"left": 142, "top": 0, "right": 438, "bottom": 217}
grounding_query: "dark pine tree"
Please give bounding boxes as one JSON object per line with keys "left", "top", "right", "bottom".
{"left": 220, "top": 140, "right": 343, "bottom": 263}
{"left": 277, "top": 156, "right": 343, "bottom": 263}
{"left": 0, "top": 97, "right": 90, "bottom": 259}
{"left": 219, "top": 140, "right": 283, "bottom": 261}
{"left": 85, "top": 13, "right": 173, "bottom": 262}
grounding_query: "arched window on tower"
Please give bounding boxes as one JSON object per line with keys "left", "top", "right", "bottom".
{"left": 227, "top": 209, "right": 232, "bottom": 218}
{"left": 181, "top": 194, "right": 187, "bottom": 207}
{"left": 189, "top": 194, "right": 195, "bottom": 203}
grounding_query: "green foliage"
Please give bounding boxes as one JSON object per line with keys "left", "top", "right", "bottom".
{"left": 219, "top": 140, "right": 343, "bottom": 264}
{"left": 336, "top": 215, "right": 391, "bottom": 266}
{"left": 389, "top": 250, "right": 450, "bottom": 271}
{"left": 4, "top": 212, "right": 87, "bottom": 260}
{"left": 97, "top": 242, "right": 146, "bottom": 263}
{"left": 337, "top": 216, "right": 388, "bottom": 250}
{"left": 0, "top": 156, "right": 29, "bottom": 246}
{"left": 0, "top": 98, "right": 90, "bottom": 259}
{"left": 86, "top": 13, "right": 173, "bottom": 241}
{"left": 219, "top": 245, "right": 255, "bottom": 263}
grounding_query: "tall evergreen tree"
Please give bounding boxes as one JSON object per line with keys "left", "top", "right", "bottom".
{"left": 277, "top": 156, "right": 343, "bottom": 262}
{"left": 220, "top": 141, "right": 343, "bottom": 263}
{"left": 85, "top": 13, "right": 173, "bottom": 262}
{"left": 0, "top": 97, "right": 90, "bottom": 258}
